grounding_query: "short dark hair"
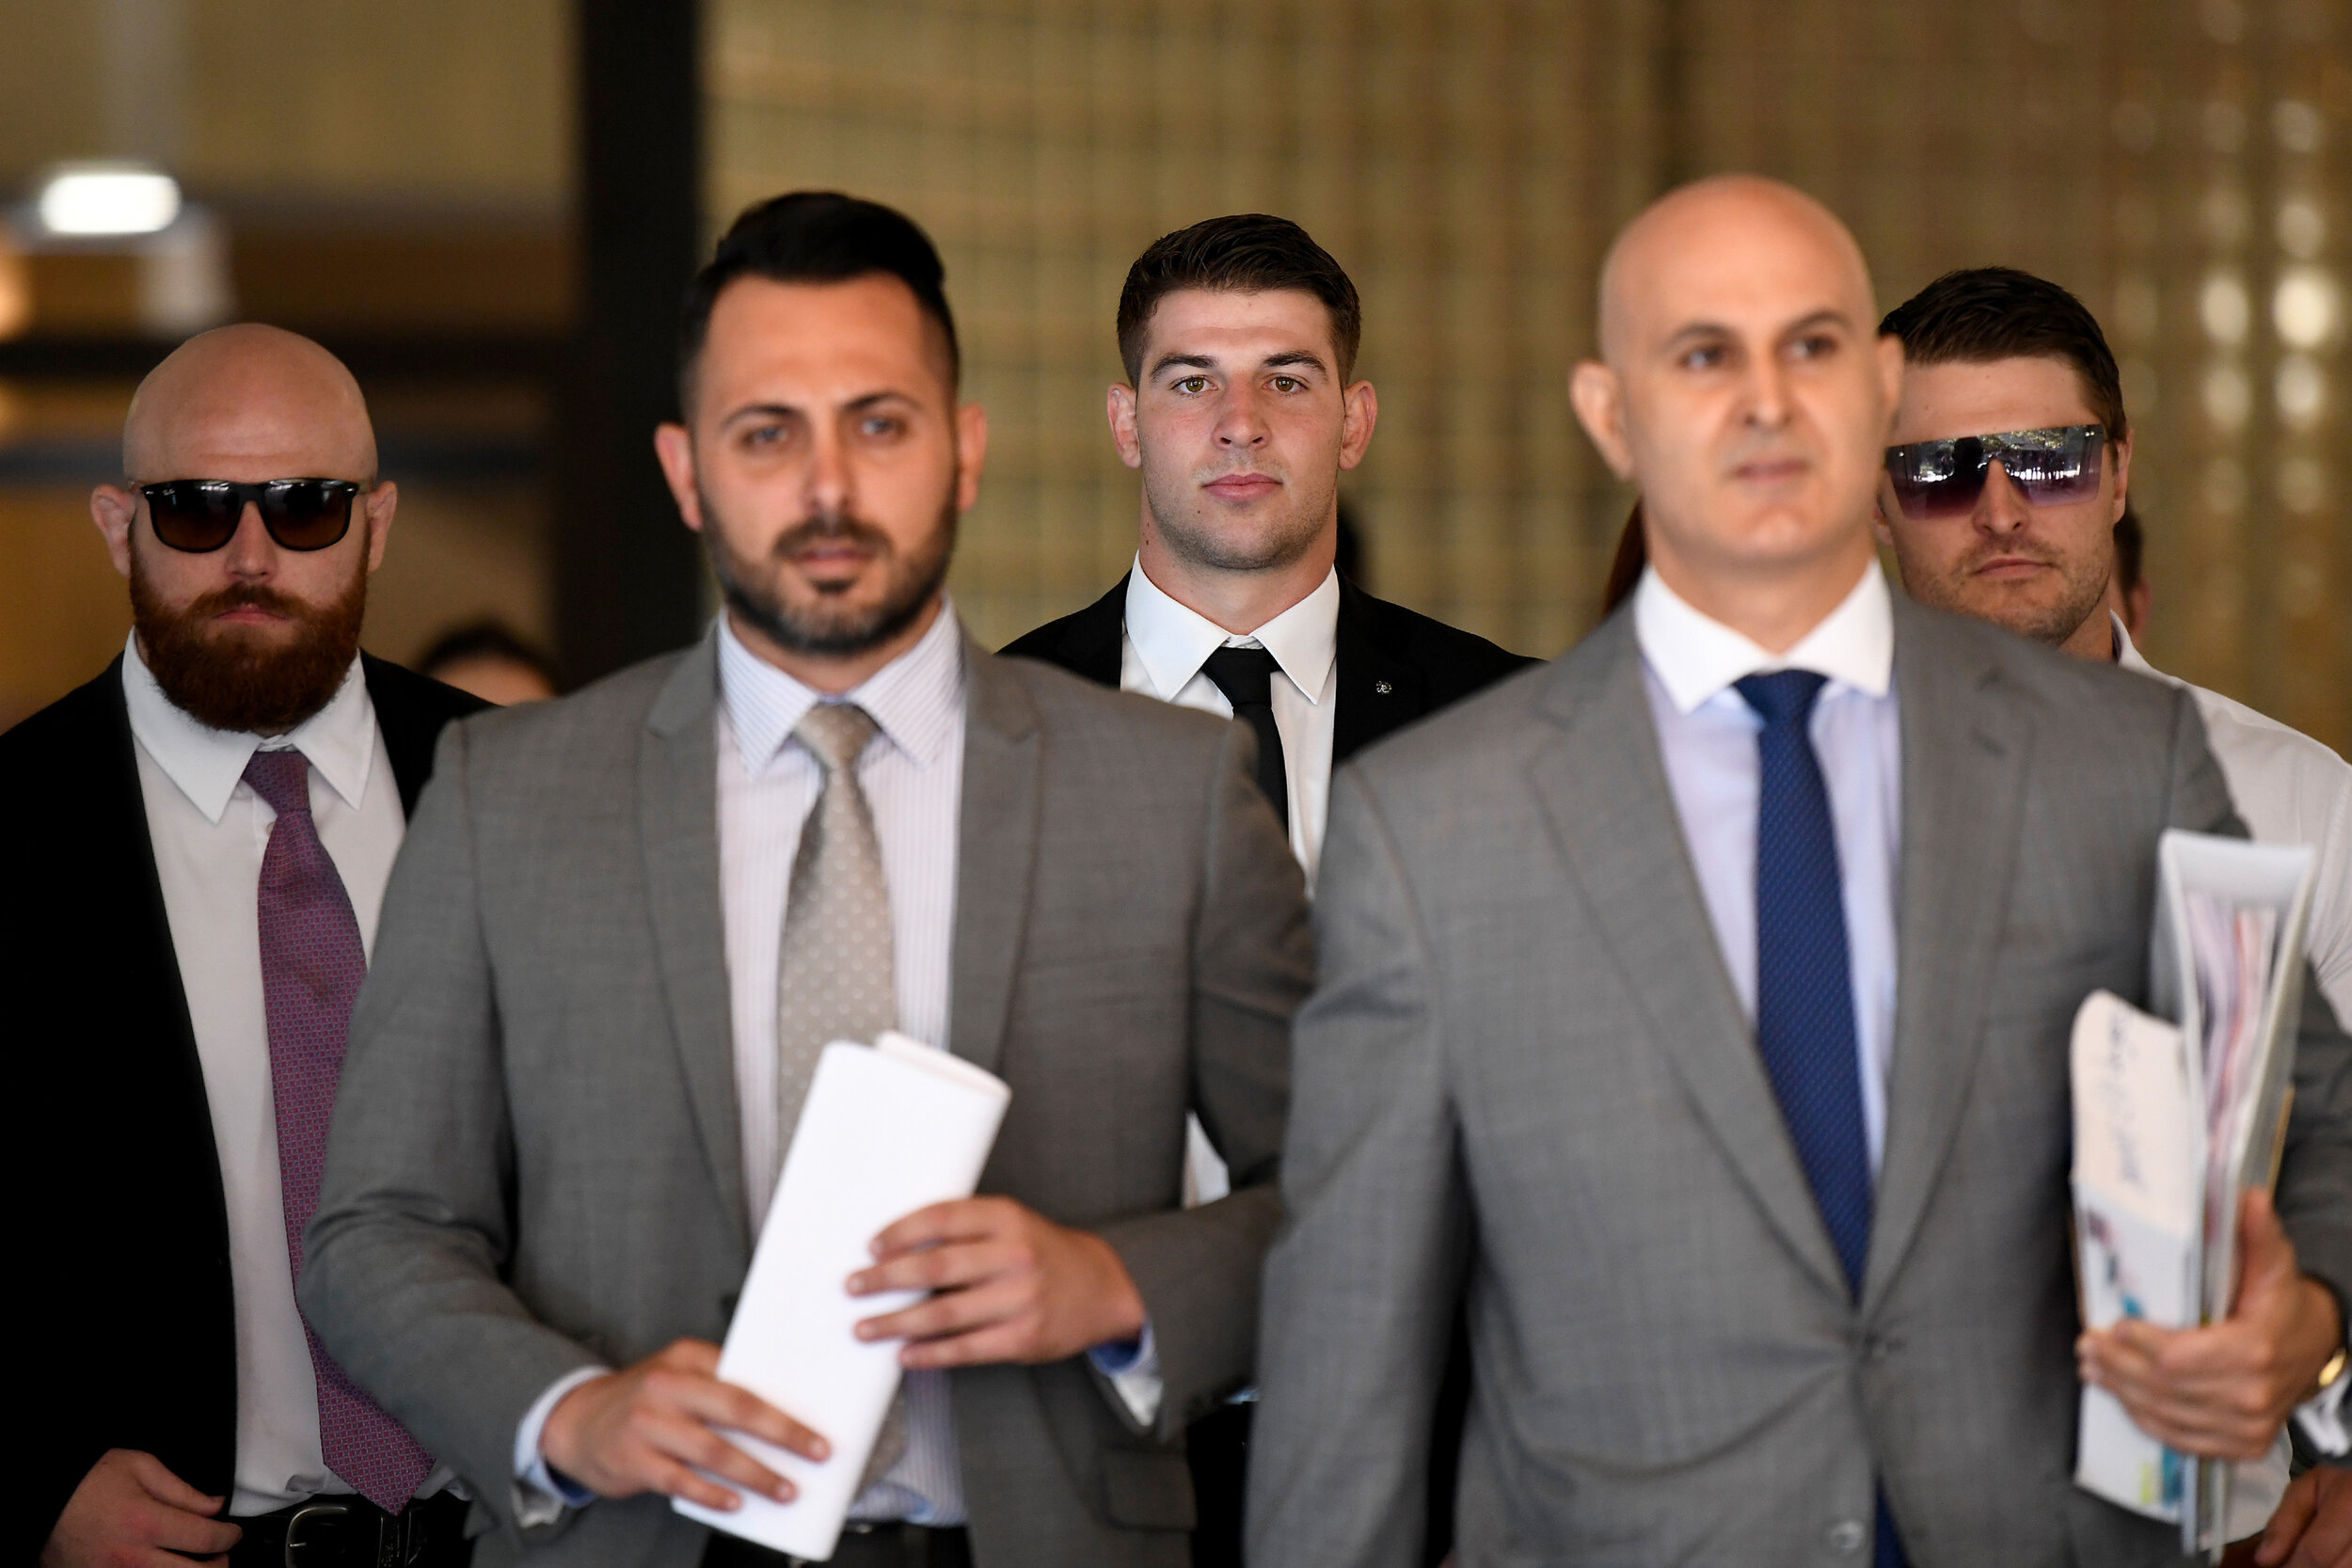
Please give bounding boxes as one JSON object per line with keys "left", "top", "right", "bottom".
{"left": 2114, "top": 505, "right": 2144, "bottom": 598}
{"left": 1879, "top": 266, "right": 2126, "bottom": 441}
{"left": 679, "top": 191, "right": 959, "bottom": 413}
{"left": 1116, "top": 214, "right": 1363, "bottom": 386}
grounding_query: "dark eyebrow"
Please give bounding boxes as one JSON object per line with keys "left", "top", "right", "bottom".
{"left": 1778, "top": 309, "right": 1853, "bottom": 340}
{"left": 1261, "top": 351, "right": 1328, "bottom": 374}
{"left": 1149, "top": 352, "right": 1219, "bottom": 379}
{"left": 720, "top": 389, "right": 919, "bottom": 425}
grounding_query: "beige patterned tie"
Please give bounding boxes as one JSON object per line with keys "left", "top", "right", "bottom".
{"left": 775, "top": 702, "right": 907, "bottom": 1488}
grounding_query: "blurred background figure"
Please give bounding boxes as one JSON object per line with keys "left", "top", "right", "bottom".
{"left": 417, "top": 618, "right": 559, "bottom": 705}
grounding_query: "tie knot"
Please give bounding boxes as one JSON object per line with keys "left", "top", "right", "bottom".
{"left": 243, "top": 748, "right": 312, "bottom": 816}
{"left": 1201, "top": 644, "right": 1279, "bottom": 708}
{"left": 1734, "top": 669, "right": 1829, "bottom": 728}
{"left": 795, "top": 702, "right": 881, "bottom": 774}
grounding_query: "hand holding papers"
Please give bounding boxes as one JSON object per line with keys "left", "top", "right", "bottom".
{"left": 676, "top": 1032, "right": 1011, "bottom": 1562}
{"left": 2072, "top": 831, "right": 2323, "bottom": 1554}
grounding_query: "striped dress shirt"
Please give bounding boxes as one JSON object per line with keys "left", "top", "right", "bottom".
{"left": 714, "top": 603, "right": 969, "bottom": 1525}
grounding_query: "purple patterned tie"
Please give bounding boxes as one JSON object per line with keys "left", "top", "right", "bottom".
{"left": 245, "top": 750, "right": 434, "bottom": 1513}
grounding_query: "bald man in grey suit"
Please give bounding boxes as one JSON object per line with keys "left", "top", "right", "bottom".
{"left": 1248, "top": 179, "right": 2352, "bottom": 1566}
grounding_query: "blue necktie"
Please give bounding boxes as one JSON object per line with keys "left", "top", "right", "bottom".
{"left": 1736, "top": 672, "right": 1905, "bottom": 1568}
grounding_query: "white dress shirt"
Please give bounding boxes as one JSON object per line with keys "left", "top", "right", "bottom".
{"left": 1120, "top": 560, "right": 1338, "bottom": 1210}
{"left": 2115, "top": 615, "right": 2352, "bottom": 1460}
{"left": 1634, "top": 563, "right": 1902, "bottom": 1174}
{"left": 123, "top": 633, "right": 454, "bottom": 1517}
{"left": 2115, "top": 615, "right": 2352, "bottom": 1029}
{"left": 1120, "top": 559, "right": 1339, "bottom": 885}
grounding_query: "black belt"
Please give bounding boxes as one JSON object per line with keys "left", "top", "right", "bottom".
{"left": 702, "top": 1520, "right": 972, "bottom": 1568}
{"left": 227, "top": 1490, "right": 469, "bottom": 1568}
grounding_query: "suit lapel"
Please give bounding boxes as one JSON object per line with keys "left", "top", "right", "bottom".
{"left": 949, "top": 643, "right": 1041, "bottom": 1078}
{"left": 637, "top": 637, "right": 752, "bottom": 1246}
{"left": 1530, "top": 619, "right": 1853, "bottom": 1300}
{"left": 1053, "top": 579, "right": 1127, "bottom": 688}
{"left": 1863, "top": 604, "right": 2029, "bottom": 1308}
{"left": 1331, "top": 577, "right": 1422, "bottom": 766}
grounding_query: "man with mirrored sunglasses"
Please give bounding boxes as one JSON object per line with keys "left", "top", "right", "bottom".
{"left": 1874, "top": 264, "right": 2352, "bottom": 1565}
{"left": 5, "top": 323, "right": 485, "bottom": 1568}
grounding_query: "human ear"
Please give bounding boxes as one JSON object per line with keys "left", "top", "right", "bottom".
{"left": 1338, "top": 381, "right": 1378, "bottom": 472}
{"left": 654, "top": 423, "right": 703, "bottom": 532}
{"left": 1569, "top": 361, "right": 1635, "bottom": 481}
{"left": 1106, "top": 384, "right": 1142, "bottom": 471}
{"left": 362, "top": 482, "right": 398, "bottom": 574}
{"left": 91, "top": 483, "right": 138, "bottom": 580}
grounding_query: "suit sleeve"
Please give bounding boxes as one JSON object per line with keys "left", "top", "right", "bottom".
{"left": 300, "top": 721, "right": 604, "bottom": 1539}
{"left": 1094, "top": 720, "right": 1314, "bottom": 1438}
{"left": 2160, "top": 690, "right": 2352, "bottom": 1336}
{"left": 1246, "top": 764, "right": 1469, "bottom": 1568}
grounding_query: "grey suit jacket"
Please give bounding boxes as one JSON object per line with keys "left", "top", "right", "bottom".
{"left": 1248, "top": 596, "right": 2352, "bottom": 1568}
{"left": 303, "top": 633, "right": 1313, "bottom": 1568}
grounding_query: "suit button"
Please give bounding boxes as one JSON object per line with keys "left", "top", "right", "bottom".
{"left": 1824, "top": 1518, "right": 1867, "bottom": 1556}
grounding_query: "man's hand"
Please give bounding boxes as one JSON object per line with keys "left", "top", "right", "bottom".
{"left": 2253, "top": 1465, "right": 2352, "bottom": 1568}
{"left": 540, "top": 1338, "right": 832, "bottom": 1513}
{"left": 849, "top": 1196, "right": 1147, "bottom": 1369}
{"left": 2079, "top": 1190, "right": 2346, "bottom": 1461}
{"left": 40, "top": 1449, "right": 241, "bottom": 1568}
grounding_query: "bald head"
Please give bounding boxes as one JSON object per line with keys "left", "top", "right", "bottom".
{"left": 1597, "top": 176, "right": 1877, "bottom": 367}
{"left": 125, "top": 323, "right": 376, "bottom": 484}
{"left": 1569, "top": 176, "right": 1901, "bottom": 650}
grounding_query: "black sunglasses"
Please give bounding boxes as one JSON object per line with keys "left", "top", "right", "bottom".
{"left": 1883, "top": 425, "right": 2106, "bottom": 521}
{"left": 139, "top": 479, "right": 363, "bottom": 553}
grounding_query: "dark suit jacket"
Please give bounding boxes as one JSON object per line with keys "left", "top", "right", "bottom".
{"left": 1000, "top": 574, "right": 1536, "bottom": 769}
{"left": 1004, "top": 572, "right": 1533, "bottom": 1565}
{"left": 8, "top": 655, "right": 483, "bottom": 1559}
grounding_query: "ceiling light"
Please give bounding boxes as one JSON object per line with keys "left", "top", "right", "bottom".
{"left": 35, "top": 163, "right": 183, "bottom": 237}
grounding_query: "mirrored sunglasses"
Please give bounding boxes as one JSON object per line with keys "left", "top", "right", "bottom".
{"left": 1883, "top": 424, "right": 2105, "bottom": 521}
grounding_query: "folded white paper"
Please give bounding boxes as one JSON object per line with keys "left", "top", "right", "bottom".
{"left": 675, "top": 1032, "right": 1010, "bottom": 1561}
{"left": 2072, "top": 990, "right": 2200, "bottom": 1518}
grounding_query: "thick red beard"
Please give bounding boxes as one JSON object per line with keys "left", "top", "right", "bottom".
{"left": 131, "top": 564, "right": 368, "bottom": 735}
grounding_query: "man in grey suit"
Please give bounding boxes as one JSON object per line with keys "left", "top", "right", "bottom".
{"left": 301, "top": 192, "right": 1311, "bottom": 1568}
{"left": 1248, "top": 175, "right": 2352, "bottom": 1566}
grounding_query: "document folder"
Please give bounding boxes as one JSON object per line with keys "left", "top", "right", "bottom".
{"left": 676, "top": 1032, "right": 1011, "bottom": 1561}
{"left": 2072, "top": 830, "right": 2316, "bottom": 1556}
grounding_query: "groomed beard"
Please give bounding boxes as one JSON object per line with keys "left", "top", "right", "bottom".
{"left": 701, "top": 487, "right": 957, "bottom": 657}
{"left": 132, "top": 559, "right": 367, "bottom": 735}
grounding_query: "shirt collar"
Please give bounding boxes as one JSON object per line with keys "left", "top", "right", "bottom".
{"left": 1122, "top": 558, "right": 1340, "bottom": 705}
{"left": 1633, "top": 559, "right": 1894, "bottom": 716}
{"left": 120, "top": 631, "right": 377, "bottom": 823}
{"left": 715, "top": 597, "right": 966, "bottom": 776}
{"left": 2111, "top": 610, "right": 2162, "bottom": 677}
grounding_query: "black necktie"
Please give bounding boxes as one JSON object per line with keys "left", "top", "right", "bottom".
{"left": 1200, "top": 645, "right": 1289, "bottom": 832}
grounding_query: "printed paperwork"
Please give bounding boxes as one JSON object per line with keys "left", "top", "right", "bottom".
{"left": 676, "top": 1032, "right": 1011, "bottom": 1561}
{"left": 2072, "top": 830, "right": 2316, "bottom": 1556}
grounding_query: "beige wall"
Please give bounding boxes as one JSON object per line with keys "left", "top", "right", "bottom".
{"left": 0, "top": 0, "right": 568, "bottom": 211}
{"left": 708, "top": 0, "right": 2349, "bottom": 749}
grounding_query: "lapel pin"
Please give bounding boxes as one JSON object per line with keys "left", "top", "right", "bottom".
{"left": 1374, "top": 680, "right": 1392, "bottom": 694}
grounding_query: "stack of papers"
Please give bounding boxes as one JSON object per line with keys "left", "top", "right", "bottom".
{"left": 2072, "top": 831, "right": 2316, "bottom": 1556}
{"left": 675, "top": 1032, "right": 1011, "bottom": 1562}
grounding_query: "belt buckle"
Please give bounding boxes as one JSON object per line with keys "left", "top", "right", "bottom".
{"left": 281, "top": 1501, "right": 349, "bottom": 1568}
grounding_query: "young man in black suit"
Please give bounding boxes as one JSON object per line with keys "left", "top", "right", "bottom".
{"left": 9, "top": 325, "right": 483, "bottom": 1568}
{"left": 1004, "top": 213, "right": 1532, "bottom": 1568}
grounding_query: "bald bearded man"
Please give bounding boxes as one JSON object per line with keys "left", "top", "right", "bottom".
{"left": 1247, "top": 178, "right": 2352, "bottom": 1566}
{"left": 7, "top": 325, "right": 484, "bottom": 1568}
